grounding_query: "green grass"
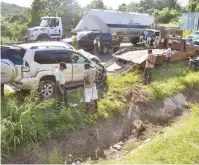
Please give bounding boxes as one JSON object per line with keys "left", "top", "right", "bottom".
{"left": 1, "top": 61, "right": 199, "bottom": 162}
{"left": 102, "top": 104, "right": 199, "bottom": 164}
{"left": 183, "top": 29, "right": 194, "bottom": 37}
{"left": 146, "top": 61, "right": 199, "bottom": 100}
{"left": 1, "top": 72, "right": 141, "bottom": 160}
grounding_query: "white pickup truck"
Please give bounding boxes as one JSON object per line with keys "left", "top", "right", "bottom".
{"left": 25, "top": 16, "right": 63, "bottom": 41}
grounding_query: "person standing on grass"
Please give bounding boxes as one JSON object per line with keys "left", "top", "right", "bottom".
{"left": 55, "top": 62, "right": 69, "bottom": 112}
{"left": 165, "top": 43, "right": 172, "bottom": 67}
{"left": 84, "top": 63, "right": 99, "bottom": 113}
{"left": 94, "top": 35, "right": 100, "bottom": 56}
{"left": 144, "top": 49, "right": 156, "bottom": 85}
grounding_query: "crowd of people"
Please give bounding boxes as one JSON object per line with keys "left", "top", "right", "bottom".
{"left": 55, "top": 33, "right": 175, "bottom": 112}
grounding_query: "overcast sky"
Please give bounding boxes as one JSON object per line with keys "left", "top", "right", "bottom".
{"left": 2, "top": 0, "right": 189, "bottom": 9}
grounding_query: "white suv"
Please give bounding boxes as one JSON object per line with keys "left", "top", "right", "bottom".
{"left": 1, "top": 42, "right": 106, "bottom": 98}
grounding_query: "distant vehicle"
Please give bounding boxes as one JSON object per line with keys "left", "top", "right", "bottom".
{"left": 1, "top": 42, "right": 106, "bottom": 98}
{"left": 193, "top": 39, "right": 199, "bottom": 47}
{"left": 25, "top": 16, "right": 63, "bottom": 41}
{"left": 73, "top": 9, "right": 154, "bottom": 44}
{"left": 187, "top": 31, "right": 199, "bottom": 41}
{"left": 140, "top": 25, "right": 183, "bottom": 46}
{"left": 76, "top": 31, "right": 120, "bottom": 54}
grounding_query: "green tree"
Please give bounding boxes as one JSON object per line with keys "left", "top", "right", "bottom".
{"left": 30, "top": 0, "right": 49, "bottom": 26}
{"left": 126, "top": 2, "right": 138, "bottom": 12}
{"left": 138, "top": 0, "right": 154, "bottom": 11}
{"left": 156, "top": 7, "right": 181, "bottom": 24}
{"left": 137, "top": 7, "right": 144, "bottom": 13}
{"left": 195, "top": 3, "right": 199, "bottom": 12}
{"left": 136, "top": 0, "right": 181, "bottom": 12}
{"left": 86, "top": 0, "right": 106, "bottom": 9}
{"left": 186, "top": 0, "right": 199, "bottom": 12}
{"left": 118, "top": 3, "right": 127, "bottom": 12}
{"left": 30, "top": 0, "right": 83, "bottom": 33}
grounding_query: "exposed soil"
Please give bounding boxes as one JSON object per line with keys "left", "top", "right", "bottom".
{"left": 7, "top": 88, "right": 199, "bottom": 164}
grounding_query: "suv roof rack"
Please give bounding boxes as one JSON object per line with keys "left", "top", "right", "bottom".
{"left": 30, "top": 46, "right": 66, "bottom": 49}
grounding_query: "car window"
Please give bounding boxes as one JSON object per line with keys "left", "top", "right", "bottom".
{"left": 92, "top": 33, "right": 99, "bottom": 39}
{"left": 70, "top": 52, "right": 88, "bottom": 64}
{"left": 155, "top": 32, "right": 160, "bottom": 36}
{"left": 1, "top": 48, "right": 23, "bottom": 65}
{"left": 49, "top": 18, "right": 57, "bottom": 27}
{"left": 34, "top": 50, "right": 71, "bottom": 64}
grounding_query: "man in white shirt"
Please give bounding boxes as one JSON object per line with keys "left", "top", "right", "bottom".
{"left": 144, "top": 49, "right": 156, "bottom": 85}
{"left": 84, "top": 63, "right": 99, "bottom": 113}
{"left": 165, "top": 43, "right": 172, "bottom": 67}
{"left": 154, "top": 36, "right": 159, "bottom": 49}
{"left": 55, "top": 62, "right": 68, "bottom": 112}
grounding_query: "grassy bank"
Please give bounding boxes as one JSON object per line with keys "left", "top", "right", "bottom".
{"left": 1, "top": 60, "right": 199, "bottom": 161}
{"left": 102, "top": 104, "right": 199, "bottom": 164}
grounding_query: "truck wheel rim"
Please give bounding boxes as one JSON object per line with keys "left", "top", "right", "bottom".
{"left": 41, "top": 84, "right": 53, "bottom": 98}
{"left": 103, "top": 47, "right": 108, "bottom": 53}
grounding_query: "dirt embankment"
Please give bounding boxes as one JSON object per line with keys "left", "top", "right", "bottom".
{"left": 8, "top": 88, "right": 199, "bottom": 164}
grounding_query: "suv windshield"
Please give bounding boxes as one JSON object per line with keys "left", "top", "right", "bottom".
{"left": 144, "top": 30, "right": 154, "bottom": 37}
{"left": 40, "top": 18, "right": 50, "bottom": 27}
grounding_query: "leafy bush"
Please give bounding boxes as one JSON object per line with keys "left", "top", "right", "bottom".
{"left": 156, "top": 8, "right": 181, "bottom": 24}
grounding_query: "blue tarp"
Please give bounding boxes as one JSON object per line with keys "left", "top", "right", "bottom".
{"left": 180, "top": 12, "right": 199, "bottom": 30}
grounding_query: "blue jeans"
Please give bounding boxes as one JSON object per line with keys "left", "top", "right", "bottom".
{"left": 56, "top": 85, "right": 68, "bottom": 111}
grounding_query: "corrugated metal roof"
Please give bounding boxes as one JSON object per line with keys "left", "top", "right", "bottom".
{"left": 114, "top": 49, "right": 165, "bottom": 64}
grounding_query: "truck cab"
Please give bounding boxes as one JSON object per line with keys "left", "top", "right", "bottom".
{"left": 140, "top": 29, "right": 161, "bottom": 46}
{"left": 25, "top": 17, "right": 63, "bottom": 41}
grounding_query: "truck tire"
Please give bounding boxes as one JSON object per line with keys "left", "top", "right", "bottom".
{"left": 1, "top": 59, "right": 17, "bottom": 84}
{"left": 130, "top": 37, "right": 139, "bottom": 45}
{"left": 101, "top": 45, "right": 110, "bottom": 55}
{"left": 37, "top": 80, "right": 56, "bottom": 99}
{"left": 113, "top": 47, "right": 120, "bottom": 53}
{"left": 36, "top": 34, "right": 51, "bottom": 41}
{"left": 190, "top": 63, "right": 197, "bottom": 71}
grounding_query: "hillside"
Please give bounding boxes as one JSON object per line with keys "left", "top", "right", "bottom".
{"left": 1, "top": 2, "right": 27, "bottom": 16}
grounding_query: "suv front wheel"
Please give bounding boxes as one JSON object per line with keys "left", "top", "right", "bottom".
{"left": 101, "top": 45, "right": 110, "bottom": 55}
{"left": 38, "top": 80, "right": 55, "bottom": 99}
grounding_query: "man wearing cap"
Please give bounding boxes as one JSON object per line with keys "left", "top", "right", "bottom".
{"left": 55, "top": 62, "right": 68, "bottom": 112}
{"left": 144, "top": 49, "right": 156, "bottom": 85}
{"left": 84, "top": 63, "right": 99, "bottom": 113}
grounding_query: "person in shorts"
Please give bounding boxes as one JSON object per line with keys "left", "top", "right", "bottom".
{"left": 84, "top": 63, "right": 99, "bottom": 113}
